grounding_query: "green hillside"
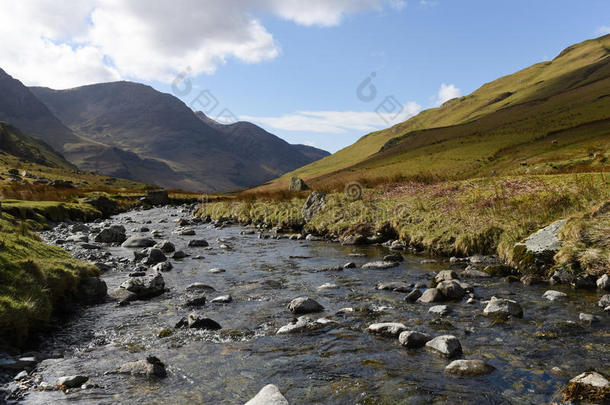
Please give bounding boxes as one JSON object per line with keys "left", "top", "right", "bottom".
{"left": 267, "top": 34, "right": 610, "bottom": 189}
{"left": 0, "top": 122, "right": 76, "bottom": 170}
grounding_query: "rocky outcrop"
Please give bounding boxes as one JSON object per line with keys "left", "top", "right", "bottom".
{"left": 302, "top": 192, "right": 326, "bottom": 221}
{"left": 289, "top": 177, "right": 308, "bottom": 192}
{"left": 512, "top": 219, "right": 566, "bottom": 275}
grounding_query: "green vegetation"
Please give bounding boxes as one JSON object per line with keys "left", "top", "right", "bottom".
{"left": 0, "top": 210, "right": 98, "bottom": 347}
{"left": 255, "top": 34, "right": 610, "bottom": 192}
{"left": 199, "top": 173, "right": 610, "bottom": 277}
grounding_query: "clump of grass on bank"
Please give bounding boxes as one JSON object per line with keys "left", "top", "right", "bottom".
{"left": 0, "top": 212, "right": 98, "bottom": 348}
{"left": 198, "top": 173, "right": 610, "bottom": 277}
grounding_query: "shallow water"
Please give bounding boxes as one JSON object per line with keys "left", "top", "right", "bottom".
{"left": 22, "top": 206, "right": 610, "bottom": 404}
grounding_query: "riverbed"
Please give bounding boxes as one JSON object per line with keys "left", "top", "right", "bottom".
{"left": 12, "top": 206, "right": 610, "bottom": 403}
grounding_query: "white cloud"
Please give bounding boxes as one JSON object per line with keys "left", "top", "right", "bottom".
{"left": 435, "top": 83, "right": 461, "bottom": 106}
{"left": 241, "top": 101, "right": 421, "bottom": 134}
{"left": 597, "top": 26, "right": 610, "bottom": 35}
{"left": 0, "top": 0, "right": 403, "bottom": 88}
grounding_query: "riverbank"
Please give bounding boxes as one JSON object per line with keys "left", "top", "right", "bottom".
{"left": 0, "top": 191, "right": 201, "bottom": 350}
{"left": 198, "top": 173, "right": 610, "bottom": 278}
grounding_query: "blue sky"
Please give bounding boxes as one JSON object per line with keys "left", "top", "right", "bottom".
{"left": 3, "top": 0, "right": 609, "bottom": 153}
{"left": 153, "top": 0, "right": 610, "bottom": 152}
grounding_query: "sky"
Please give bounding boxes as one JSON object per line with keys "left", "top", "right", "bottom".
{"left": 1, "top": 0, "right": 609, "bottom": 153}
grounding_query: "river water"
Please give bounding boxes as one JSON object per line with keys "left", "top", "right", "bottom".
{"left": 20, "top": 206, "right": 609, "bottom": 404}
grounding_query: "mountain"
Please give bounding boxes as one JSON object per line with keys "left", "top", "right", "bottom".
{"left": 0, "top": 122, "right": 75, "bottom": 170}
{"left": 267, "top": 34, "right": 610, "bottom": 189}
{"left": 193, "top": 111, "right": 329, "bottom": 176}
{"left": 30, "top": 83, "right": 329, "bottom": 191}
{"left": 0, "top": 68, "right": 187, "bottom": 188}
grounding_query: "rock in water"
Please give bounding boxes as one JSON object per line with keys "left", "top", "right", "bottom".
{"left": 483, "top": 297, "right": 523, "bottom": 318}
{"left": 277, "top": 316, "right": 319, "bottom": 334}
{"left": 302, "top": 191, "right": 326, "bottom": 221}
{"left": 398, "top": 331, "right": 432, "bottom": 348}
{"left": 56, "top": 375, "right": 89, "bottom": 388}
{"left": 366, "top": 322, "right": 408, "bottom": 337}
{"left": 122, "top": 236, "right": 156, "bottom": 248}
{"left": 417, "top": 288, "right": 443, "bottom": 303}
{"left": 188, "top": 239, "right": 209, "bottom": 247}
{"left": 289, "top": 177, "right": 308, "bottom": 191}
{"left": 434, "top": 270, "right": 459, "bottom": 284}
{"left": 288, "top": 297, "right": 324, "bottom": 314}
{"left": 245, "top": 384, "right": 289, "bottom": 405}
{"left": 154, "top": 240, "right": 175, "bottom": 253}
{"left": 542, "top": 290, "right": 568, "bottom": 301}
{"left": 429, "top": 305, "right": 451, "bottom": 316}
{"left": 425, "top": 335, "right": 463, "bottom": 358}
{"left": 117, "top": 356, "right": 167, "bottom": 378}
{"left": 362, "top": 261, "right": 400, "bottom": 270}
{"left": 599, "top": 294, "right": 610, "bottom": 308}
{"left": 435, "top": 280, "right": 466, "bottom": 300}
{"left": 110, "top": 273, "right": 165, "bottom": 303}
{"left": 210, "top": 295, "right": 233, "bottom": 304}
{"left": 562, "top": 371, "right": 610, "bottom": 403}
{"left": 445, "top": 360, "right": 495, "bottom": 376}
{"left": 597, "top": 274, "right": 610, "bottom": 290}
{"left": 405, "top": 288, "right": 423, "bottom": 302}
{"left": 94, "top": 225, "right": 127, "bottom": 244}
{"left": 144, "top": 248, "right": 167, "bottom": 265}
{"left": 187, "top": 313, "right": 222, "bottom": 330}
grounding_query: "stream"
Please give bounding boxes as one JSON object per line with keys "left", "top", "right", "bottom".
{"left": 7, "top": 206, "right": 610, "bottom": 404}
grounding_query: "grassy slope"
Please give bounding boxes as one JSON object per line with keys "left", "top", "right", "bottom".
{"left": 0, "top": 210, "right": 99, "bottom": 347}
{"left": 261, "top": 34, "right": 610, "bottom": 189}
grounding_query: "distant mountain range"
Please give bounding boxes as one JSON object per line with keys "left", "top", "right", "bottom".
{"left": 0, "top": 68, "right": 328, "bottom": 191}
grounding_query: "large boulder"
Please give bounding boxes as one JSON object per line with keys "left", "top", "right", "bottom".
{"left": 417, "top": 288, "right": 443, "bottom": 303}
{"left": 302, "top": 191, "right": 326, "bottom": 221}
{"left": 289, "top": 177, "right": 309, "bottom": 192}
{"left": 288, "top": 297, "right": 324, "bottom": 314}
{"left": 512, "top": 219, "right": 566, "bottom": 274}
{"left": 94, "top": 225, "right": 126, "bottom": 244}
{"left": 245, "top": 384, "right": 289, "bottom": 405}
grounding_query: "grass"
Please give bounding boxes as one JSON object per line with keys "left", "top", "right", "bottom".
{"left": 198, "top": 173, "right": 610, "bottom": 277}
{"left": 0, "top": 211, "right": 98, "bottom": 348}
